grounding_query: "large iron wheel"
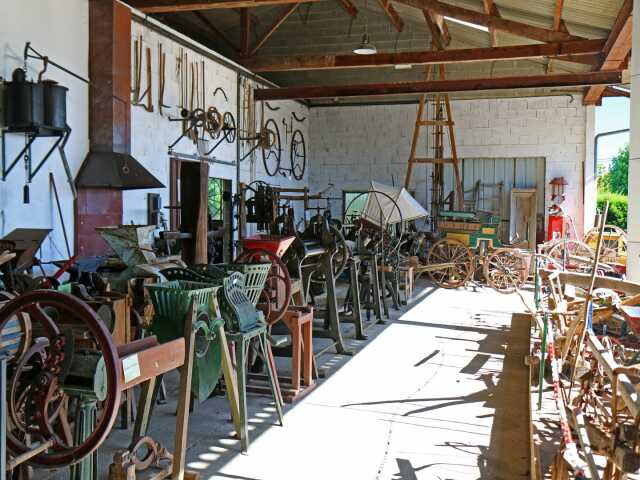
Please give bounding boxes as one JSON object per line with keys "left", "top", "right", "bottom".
{"left": 290, "top": 129, "right": 306, "bottom": 180}
{"left": 222, "top": 112, "right": 237, "bottom": 143}
{"left": 235, "top": 248, "right": 292, "bottom": 325}
{"left": 260, "top": 118, "right": 281, "bottom": 177}
{"left": 0, "top": 290, "right": 121, "bottom": 467}
{"left": 426, "top": 239, "right": 474, "bottom": 289}
{"left": 483, "top": 249, "right": 529, "bottom": 294}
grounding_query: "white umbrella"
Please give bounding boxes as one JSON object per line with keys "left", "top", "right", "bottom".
{"left": 361, "top": 181, "right": 429, "bottom": 226}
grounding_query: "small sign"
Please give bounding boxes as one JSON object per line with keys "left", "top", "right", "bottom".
{"left": 122, "top": 354, "right": 141, "bottom": 384}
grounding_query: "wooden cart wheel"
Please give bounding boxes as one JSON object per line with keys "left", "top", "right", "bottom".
{"left": 426, "top": 239, "right": 474, "bottom": 289}
{"left": 583, "top": 224, "right": 627, "bottom": 263}
{"left": 483, "top": 249, "right": 529, "bottom": 294}
{"left": 548, "top": 239, "right": 594, "bottom": 270}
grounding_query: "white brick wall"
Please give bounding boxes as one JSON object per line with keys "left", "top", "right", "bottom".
{"left": 128, "top": 20, "right": 310, "bottom": 229}
{"left": 308, "top": 95, "right": 592, "bottom": 236}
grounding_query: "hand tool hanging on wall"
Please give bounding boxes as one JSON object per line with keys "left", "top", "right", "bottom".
{"left": 158, "top": 43, "right": 170, "bottom": 116}
{"left": 132, "top": 35, "right": 142, "bottom": 103}
{"left": 132, "top": 36, "right": 153, "bottom": 112}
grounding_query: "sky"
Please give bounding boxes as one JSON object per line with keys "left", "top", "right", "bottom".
{"left": 595, "top": 97, "right": 630, "bottom": 168}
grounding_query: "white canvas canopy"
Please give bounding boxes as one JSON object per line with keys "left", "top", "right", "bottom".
{"left": 361, "top": 181, "right": 429, "bottom": 226}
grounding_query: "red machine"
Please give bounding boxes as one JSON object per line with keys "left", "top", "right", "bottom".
{"left": 547, "top": 205, "right": 567, "bottom": 241}
{"left": 547, "top": 177, "right": 568, "bottom": 241}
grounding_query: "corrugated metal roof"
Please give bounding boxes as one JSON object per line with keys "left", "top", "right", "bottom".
{"left": 147, "top": 0, "right": 625, "bottom": 100}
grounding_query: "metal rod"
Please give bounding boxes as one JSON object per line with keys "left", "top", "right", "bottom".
{"left": 24, "top": 43, "right": 90, "bottom": 84}
{"left": 49, "top": 172, "right": 71, "bottom": 258}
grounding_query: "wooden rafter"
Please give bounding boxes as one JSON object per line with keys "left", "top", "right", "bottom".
{"left": 393, "top": 0, "right": 582, "bottom": 43}
{"left": 423, "top": 10, "right": 450, "bottom": 49}
{"left": 547, "top": 0, "right": 566, "bottom": 72}
{"left": 377, "top": 0, "right": 404, "bottom": 32}
{"left": 584, "top": 0, "right": 633, "bottom": 105}
{"left": 553, "top": 0, "right": 565, "bottom": 31}
{"left": 335, "top": 0, "right": 358, "bottom": 18}
{"left": 240, "top": 7, "right": 251, "bottom": 56}
{"left": 192, "top": 11, "right": 239, "bottom": 53}
{"left": 243, "top": 39, "right": 605, "bottom": 72}
{"left": 128, "top": 0, "right": 318, "bottom": 13}
{"left": 482, "top": 0, "right": 500, "bottom": 47}
{"left": 249, "top": 3, "right": 300, "bottom": 55}
{"left": 253, "top": 70, "right": 624, "bottom": 100}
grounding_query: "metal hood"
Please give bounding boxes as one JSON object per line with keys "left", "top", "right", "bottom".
{"left": 76, "top": 151, "right": 164, "bottom": 190}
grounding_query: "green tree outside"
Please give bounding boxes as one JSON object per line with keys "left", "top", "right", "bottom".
{"left": 596, "top": 143, "right": 629, "bottom": 229}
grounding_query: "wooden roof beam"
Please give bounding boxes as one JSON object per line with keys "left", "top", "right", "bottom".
{"left": 249, "top": 3, "right": 300, "bottom": 55}
{"left": 483, "top": 0, "right": 500, "bottom": 47}
{"left": 393, "top": 0, "right": 583, "bottom": 43}
{"left": 547, "top": 0, "right": 567, "bottom": 73}
{"left": 377, "top": 0, "right": 404, "bottom": 32}
{"left": 240, "top": 7, "right": 251, "bottom": 56}
{"left": 129, "top": 0, "right": 319, "bottom": 13}
{"left": 192, "top": 11, "right": 240, "bottom": 53}
{"left": 423, "top": 9, "right": 450, "bottom": 49}
{"left": 243, "top": 38, "right": 605, "bottom": 72}
{"left": 584, "top": 0, "right": 632, "bottom": 105}
{"left": 553, "top": 0, "right": 564, "bottom": 31}
{"left": 254, "top": 70, "right": 625, "bottom": 101}
{"left": 335, "top": 0, "right": 358, "bottom": 18}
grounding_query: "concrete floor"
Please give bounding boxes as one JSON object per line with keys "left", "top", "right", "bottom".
{"left": 36, "top": 279, "right": 532, "bottom": 480}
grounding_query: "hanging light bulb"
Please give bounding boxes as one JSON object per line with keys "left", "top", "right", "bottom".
{"left": 354, "top": 32, "right": 377, "bottom": 55}
{"left": 354, "top": 0, "right": 377, "bottom": 55}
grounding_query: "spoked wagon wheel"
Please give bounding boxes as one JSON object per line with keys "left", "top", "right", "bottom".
{"left": 483, "top": 249, "right": 529, "bottom": 294}
{"left": 221, "top": 112, "right": 237, "bottom": 143}
{"left": 260, "top": 118, "right": 281, "bottom": 177}
{"left": 548, "top": 239, "right": 594, "bottom": 270}
{"left": 235, "top": 248, "right": 292, "bottom": 325}
{"left": 0, "top": 290, "right": 121, "bottom": 468}
{"left": 290, "top": 129, "right": 306, "bottom": 180}
{"left": 426, "top": 239, "right": 474, "bottom": 289}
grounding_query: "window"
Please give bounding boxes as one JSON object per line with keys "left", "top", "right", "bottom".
{"left": 208, "top": 178, "right": 224, "bottom": 221}
{"left": 343, "top": 190, "right": 369, "bottom": 221}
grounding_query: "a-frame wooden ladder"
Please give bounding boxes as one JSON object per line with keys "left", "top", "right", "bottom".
{"left": 404, "top": 64, "right": 464, "bottom": 212}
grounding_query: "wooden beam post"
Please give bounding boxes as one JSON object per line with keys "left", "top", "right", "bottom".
{"left": 240, "top": 7, "right": 251, "bottom": 56}
{"left": 242, "top": 39, "right": 605, "bottom": 72}
{"left": 584, "top": 0, "right": 632, "bottom": 105}
{"left": 377, "top": 0, "right": 404, "bottom": 32}
{"left": 249, "top": 3, "right": 299, "bottom": 55}
{"left": 128, "top": 0, "right": 319, "bottom": 12}
{"left": 394, "top": 0, "right": 582, "bottom": 43}
{"left": 253, "top": 70, "right": 625, "bottom": 101}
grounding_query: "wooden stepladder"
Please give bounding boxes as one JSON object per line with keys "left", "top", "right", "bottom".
{"left": 404, "top": 64, "right": 464, "bottom": 219}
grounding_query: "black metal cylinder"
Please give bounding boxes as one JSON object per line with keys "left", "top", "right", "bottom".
{"left": 4, "top": 68, "right": 44, "bottom": 130}
{"left": 42, "top": 80, "right": 68, "bottom": 130}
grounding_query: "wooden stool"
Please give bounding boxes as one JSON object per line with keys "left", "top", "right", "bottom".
{"left": 399, "top": 267, "right": 414, "bottom": 304}
{"left": 279, "top": 306, "right": 315, "bottom": 402}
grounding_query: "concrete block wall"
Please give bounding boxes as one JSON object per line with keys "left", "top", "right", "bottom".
{"left": 309, "top": 95, "right": 594, "bottom": 236}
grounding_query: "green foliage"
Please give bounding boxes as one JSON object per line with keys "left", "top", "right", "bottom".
{"left": 597, "top": 191, "right": 628, "bottom": 230}
{"left": 208, "top": 178, "right": 223, "bottom": 221}
{"left": 607, "top": 144, "right": 629, "bottom": 195}
{"left": 596, "top": 164, "right": 610, "bottom": 192}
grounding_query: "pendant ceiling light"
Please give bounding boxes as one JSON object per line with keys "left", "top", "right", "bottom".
{"left": 354, "top": 0, "right": 376, "bottom": 55}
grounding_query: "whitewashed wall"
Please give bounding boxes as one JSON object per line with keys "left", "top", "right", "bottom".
{"left": 128, "top": 18, "right": 309, "bottom": 232}
{"left": 0, "top": 0, "right": 89, "bottom": 261}
{"left": 309, "top": 96, "right": 595, "bottom": 236}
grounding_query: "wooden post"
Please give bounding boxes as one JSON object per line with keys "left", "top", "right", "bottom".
{"left": 171, "top": 301, "right": 198, "bottom": 480}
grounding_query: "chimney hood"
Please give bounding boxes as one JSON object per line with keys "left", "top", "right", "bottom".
{"left": 76, "top": 151, "right": 164, "bottom": 190}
